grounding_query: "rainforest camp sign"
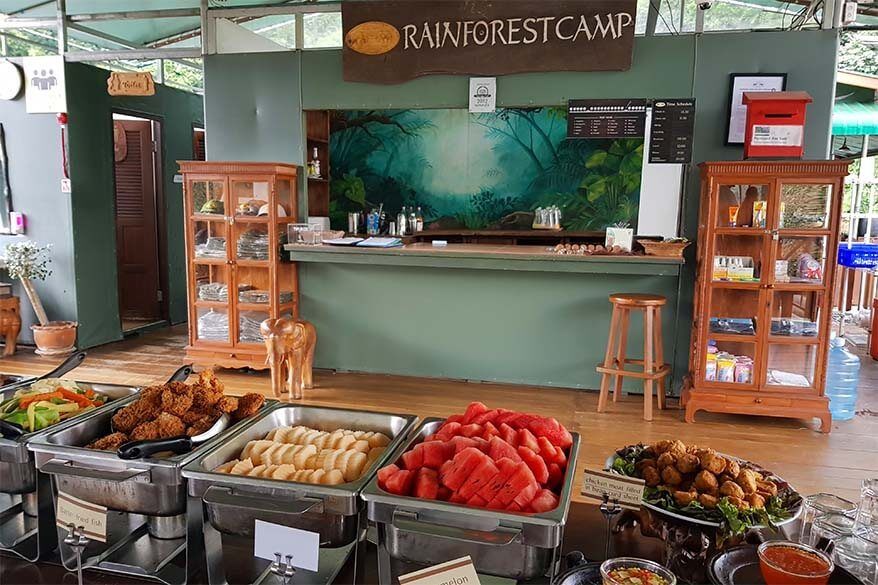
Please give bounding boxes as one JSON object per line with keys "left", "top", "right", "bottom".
{"left": 342, "top": 0, "right": 637, "bottom": 84}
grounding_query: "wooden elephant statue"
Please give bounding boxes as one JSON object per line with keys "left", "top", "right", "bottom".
{"left": 0, "top": 297, "right": 21, "bottom": 357}
{"left": 260, "top": 317, "right": 317, "bottom": 400}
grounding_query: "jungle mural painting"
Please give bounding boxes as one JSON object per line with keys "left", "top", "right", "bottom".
{"left": 328, "top": 108, "right": 644, "bottom": 232}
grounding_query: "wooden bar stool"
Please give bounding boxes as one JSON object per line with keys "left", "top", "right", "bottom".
{"left": 596, "top": 293, "right": 669, "bottom": 421}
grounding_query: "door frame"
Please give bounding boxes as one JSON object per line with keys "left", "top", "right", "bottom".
{"left": 111, "top": 108, "right": 169, "bottom": 327}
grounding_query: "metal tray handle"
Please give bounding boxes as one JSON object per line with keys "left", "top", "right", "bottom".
{"left": 40, "top": 459, "right": 150, "bottom": 482}
{"left": 391, "top": 509, "right": 521, "bottom": 547}
{"left": 203, "top": 485, "right": 324, "bottom": 516}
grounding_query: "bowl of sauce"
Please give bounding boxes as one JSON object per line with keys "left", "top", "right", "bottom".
{"left": 600, "top": 557, "right": 677, "bottom": 585}
{"left": 757, "top": 541, "right": 833, "bottom": 585}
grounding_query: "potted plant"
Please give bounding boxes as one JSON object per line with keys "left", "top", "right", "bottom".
{"left": 3, "top": 241, "right": 77, "bottom": 355}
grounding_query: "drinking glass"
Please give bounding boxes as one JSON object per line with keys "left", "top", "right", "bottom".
{"left": 798, "top": 493, "right": 858, "bottom": 545}
{"left": 833, "top": 534, "right": 878, "bottom": 584}
{"left": 810, "top": 514, "right": 854, "bottom": 550}
{"left": 854, "top": 478, "right": 878, "bottom": 544}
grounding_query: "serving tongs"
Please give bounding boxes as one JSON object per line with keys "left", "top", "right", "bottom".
{"left": 0, "top": 351, "right": 88, "bottom": 439}
{"left": 111, "top": 363, "right": 232, "bottom": 459}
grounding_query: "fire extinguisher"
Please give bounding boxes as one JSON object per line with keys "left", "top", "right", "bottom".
{"left": 56, "top": 112, "right": 69, "bottom": 180}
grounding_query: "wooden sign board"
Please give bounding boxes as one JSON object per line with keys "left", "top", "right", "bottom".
{"left": 342, "top": 0, "right": 637, "bottom": 84}
{"left": 107, "top": 71, "right": 155, "bottom": 96}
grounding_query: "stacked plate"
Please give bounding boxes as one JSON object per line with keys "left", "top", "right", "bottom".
{"left": 237, "top": 230, "right": 270, "bottom": 260}
{"left": 195, "top": 237, "right": 227, "bottom": 259}
{"left": 198, "top": 309, "right": 229, "bottom": 341}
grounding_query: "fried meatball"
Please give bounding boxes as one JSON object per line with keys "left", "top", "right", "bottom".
{"left": 698, "top": 493, "right": 718, "bottom": 509}
{"left": 642, "top": 466, "right": 662, "bottom": 487}
{"left": 216, "top": 395, "right": 239, "bottom": 414}
{"left": 727, "top": 496, "right": 749, "bottom": 510}
{"left": 747, "top": 493, "right": 766, "bottom": 509}
{"left": 85, "top": 432, "right": 129, "bottom": 451}
{"left": 756, "top": 480, "right": 778, "bottom": 497}
{"left": 661, "top": 465, "right": 683, "bottom": 487}
{"left": 232, "top": 393, "right": 265, "bottom": 420}
{"left": 657, "top": 452, "right": 677, "bottom": 469}
{"left": 699, "top": 451, "right": 727, "bottom": 475}
{"left": 724, "top": 459, "right": 741, "bottom": 479}
{"left": 674, "top": 491, "right": 698, "bottom": 507}
{"left": 635, "top": 458, "right": 657, "bottom": 473}
{"left": 694, "top": 469, "right": 719, "bottom": 494}
{"left": 667, "top": 440, "right": 687, "bottom": 458}
{"left": 676, "top": 453, "right": 700, "bottom": 474}
{"left": 653, "top": 440, "right": 674, "bottom": 454}
{"left": 736, "top": 469, "right": 759, "bottom": 495}
{"left": 720, "top": 480, "right": 745, "bottom": 500}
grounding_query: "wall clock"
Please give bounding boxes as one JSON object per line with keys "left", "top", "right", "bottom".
{"left": 0, "top": 60, "right": 23, "bottom": 101}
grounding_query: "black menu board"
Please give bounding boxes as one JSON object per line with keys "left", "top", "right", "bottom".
{"left": 648, "top": 98, "right": 695, "bottom": 164}
{"left": 567, "top": 99, "right": 647, "bottom": 139}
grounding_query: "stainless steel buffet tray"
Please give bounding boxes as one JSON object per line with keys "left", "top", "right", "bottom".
{"left": 362, "top": 418, "right": 581, "bottom": 581}
{"left": 182, "top": 402, "right": 418, "bottom": 547}
{"left": 0, "top": 373, "right": 30, "bottom": 390}
{"left": 1, "top": 382, "right": 141, "bottom": 495}
{"left": 28, "top": 398, "right": 274, "bottom": 517}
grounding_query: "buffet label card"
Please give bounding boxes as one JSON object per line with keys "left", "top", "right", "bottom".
{"left": 56, "top": 491, "right": 107, "bottom": 542}
{"left": 398, "top": 556, "right": 481, "bottom": 585}
{"left": 581, "top": 467, "right": 644, "bottom": 511}
{"left": 254, "top": 520, "right": 319, "bottom": 572}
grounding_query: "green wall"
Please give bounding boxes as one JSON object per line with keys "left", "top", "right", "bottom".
{"left": 66, "top": 63, "right": 204, "bottom": 348}
{"left": 203, "top": 30, "right": 839, "bottom": 390}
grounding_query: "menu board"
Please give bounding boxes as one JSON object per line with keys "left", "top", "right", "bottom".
{"left": 567, "top": 99, "right": 647, "bottom": 139}
{"left": 648, "top": 98, "right": 696, "bottom": 164}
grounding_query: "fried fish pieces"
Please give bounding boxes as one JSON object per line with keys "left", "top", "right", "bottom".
{"left": 86, "top": 432, "right": 130, "bottom": 451}
{"left": 130, "top": 412, "right": 185, "bottom": 441}
{"left": 232, "top": 393, "right": 265, "bottom": 420}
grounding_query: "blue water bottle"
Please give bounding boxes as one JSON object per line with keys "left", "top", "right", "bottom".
{"left": 825, "top": 336, "right": 860, "bottom": 421}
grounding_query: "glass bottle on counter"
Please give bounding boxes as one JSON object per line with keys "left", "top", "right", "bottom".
{"left": 310, "top": 147, "right": 321, "bottom": 179}
{"left": 409, "top": 207, "right": 417, "bottom": 234}
{"left": 397, "top": 206, "right": 409, "bottom": 236}
{"left": 416, "top": 207, "right": 424, "bottom": 232}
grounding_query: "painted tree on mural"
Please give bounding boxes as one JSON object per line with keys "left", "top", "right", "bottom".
{"left": 328, "top": 108, "right": 643, "bottom": 231}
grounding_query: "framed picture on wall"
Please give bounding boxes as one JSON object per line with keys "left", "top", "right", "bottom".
{"left": 725, "top": 73, "right": 787, "bottom": 145}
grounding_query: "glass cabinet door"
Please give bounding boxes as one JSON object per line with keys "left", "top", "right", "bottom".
{"left": 715, "top": 183, "right": 771, "bottom": 230}
{"left": 777, "top": 182, "right": 833, "bottom": 231}
{"left": 230, "top": 177, "right": 273, "bottom": 218}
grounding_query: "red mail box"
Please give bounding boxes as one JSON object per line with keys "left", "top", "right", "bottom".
{"left": 742, "top": 91, "right": 812, "bottom": 159}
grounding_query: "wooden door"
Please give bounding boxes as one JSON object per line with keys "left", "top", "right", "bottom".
{"left": 114, "top": 119, "right": 162, "bottom": 321}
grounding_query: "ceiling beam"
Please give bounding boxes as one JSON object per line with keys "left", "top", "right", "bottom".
{"left": 67, "top": 23, "right": 201, "bottom": 69}
{"left": 66, "top": 8, "right": 200, "bottom": 23}
{"left": 0, "top": 18, "right": 56, "bottom": 29}
{"left": 206, "top": 2, "right": 341, "bottom": 18}
{"left": 65, "top": 47, "right": 202, "bottom": 62}
{"left": 7, "top": 0, "right": 54, "bottom": 16}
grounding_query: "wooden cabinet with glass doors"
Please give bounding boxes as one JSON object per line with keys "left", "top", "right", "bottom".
{"left": 179, "top": 161, "right": 299, "bottom": 370}
{"left": 684, "top": 160, "right": 850, "bottom": 433}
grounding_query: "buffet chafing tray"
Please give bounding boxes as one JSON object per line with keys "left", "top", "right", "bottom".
{"left": 182, "top": 402, "right": 418, "bottom": 585}
{"left": 0, "top": 364, "right": 141, "bottom": 561}
{"left": 362, "top": 418, "right": 581, "bottom": 583}
{"left": 28, "top": 385, "right": 272, "bottom": 585}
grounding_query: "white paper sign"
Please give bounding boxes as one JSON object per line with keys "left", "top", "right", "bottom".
{"left": 581, "top": 467, "right": 645, "bottom": 511}
{"left": 56, "top": 491, "right": 107, "bottom": 542}
{"left": 398, "top": 556, "right": 482, "bottom": 585}
{"left": 24, "top": 56, "right": 66, "bottom": 114}
{"left": 726, "top": 75, "right": 785, "bottom": 144}
{"left": 750, "top": 124, "right": 803, "bottom": 147}
{"left": 253, "top": 520, "right": 319, "bottom": 572}
{"left": 469, "top": 77, "right": 496, "bottom": 113}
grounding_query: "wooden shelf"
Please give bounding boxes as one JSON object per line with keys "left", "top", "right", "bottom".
{"left": 193, "top": 257, "right": 228, "bottom": 265}
{"left": 194, "top": 300, "right": 229, "bottom": 309}
{"left": 191, "top": 214, "right": 226, "bottom": 222}
{"left": 686, "top": 160, "right": 850, "bottom": 433}
{"left": 233, "top": 215, "right": 270, "bottom": 223}
{"left": 236, "top": 259, "right": 270, "bottom": 267}
{"left": 307, "top": 137, "right": 329, "bottom": 144}
{"left": 307, "top": 177, "right": 328, "bottom": 183}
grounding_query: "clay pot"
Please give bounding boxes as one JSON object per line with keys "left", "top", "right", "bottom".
{"left": 30, "top": 321, "right": 78, "bottom": 356}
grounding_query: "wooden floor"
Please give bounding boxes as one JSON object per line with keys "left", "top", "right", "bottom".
{"left": 2, "top": 324, "right": 876, "bottom": 503}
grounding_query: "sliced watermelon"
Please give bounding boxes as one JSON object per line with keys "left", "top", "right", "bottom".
{"left": 377, "top": 464, "right": 399, "bottom": 489}
{"left": 487, "top": 436, "right": 521, "bottom": 463}
{"left": 466, "top": 494, "right": 488, "bottom": 508}
{"left": 494, "top": 462, "right": 537, "bottom": 506}
{"left": 435, "top": 421, "right": 462, "bottom": 441}
{"left": 498, "top": 423, "right": 518, "bottom": 446}
{"left": 449, "top": 491, "right": 468, "bottom": 504}
{"left": 546, "top": 463, "right": 564, "bottom": 490}
{"left": 445, "top": 414, "right": 464, "bottom": 425}
{"left": 449, "top": 436, "right": 479, "bottom": 454}
{"left": 530, "top": 418, "right": 573, "bottom": 448}
{"left": 460, "top": 423, "right": 483, "bottom": 438}
{"left": 506, "top": 501, "right": 523, "bottom": 512}
{"left": 457, "top": 458, "right": 499, "bottom": 500}
{"left": 461, "top": 402, "right": 488, "bottom": 424}
{"left": 537, "top": 436, "right": 567, "bottom": 466}
{"left": 511, "top": 478, "right": 539, "bottom": 509}
{"left": 423, "top": 434, "right": 438, "bottom": 442}
{"left": 440, "top": 447, "right": 487, "bottom": 491}
{"left": 529, "top": 489, "right": 560, "bottom": 513}
{"left": 517, "top": 446, "right": 549, "bottom": 484}
{"left": 401, "top": 446, "right": 424, "bottom": 471}
{"left": 414, "top": 468, "right": 440, "bottom": 500}
{"left": 477, "top": 464, "right": 511, "bottom": 501}
{"left": 385, "top": 469, "right": 414, "bottom": 496}
{"left": 481, "top": 421, "right": 499, "bottom": 440}
{"left": 485, "top": 496, "right": 506, "bottom": 510}
{"left": 494, "top": 410, "right": 518, "bottom": 426}
{"left": 422, "top": 441, "right": 452, "bottom": 469}
{"left": 517, "top": 428, "right": 540, "bottom": 453}
{"left": 471, "top": 409, "right": 499, "bottom": 425}
{"left": 437, "top": 486, "right": 452, "bottom": 501}
{"left": 470, "top": 436, "right": 490, "bottom": 453}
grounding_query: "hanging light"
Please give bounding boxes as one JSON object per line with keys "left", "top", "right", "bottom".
{"left": 838, "top": 137, "right": 853, "bottom": 153}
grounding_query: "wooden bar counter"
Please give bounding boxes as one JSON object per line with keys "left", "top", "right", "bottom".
{"left": 285, "top": 242, "right": 685, "bottom": 392}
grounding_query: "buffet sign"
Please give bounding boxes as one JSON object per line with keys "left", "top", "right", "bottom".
{"left": 399, "top": 556, "right": 481, "bottom": 585}
{"left": 581, "top": 467, "right": 645, "bottom": 511}
{"left": 107, "top": 71, "right": 155, "bottom": 96}
{"left": 342, "top": 0, "right": 637, "bottom": 84}
{"left": 56, "top": 491, "right": 107, "bottom": 542}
